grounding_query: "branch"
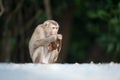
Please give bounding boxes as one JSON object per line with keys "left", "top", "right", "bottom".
{"left": 25, "top": 10, "right": 42, "bottom": 31}
{"left": 43, "top": 0, "right": 52, "bottom": 19}
{"left": 0, "top": 0, "right": 4, "bottom": 16}
{"left": 4, "top": 0, "right": 23, "bottom": 30}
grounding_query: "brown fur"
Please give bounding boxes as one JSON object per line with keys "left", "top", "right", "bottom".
{"left": 29, "top": 20, "right": 62, "bottom": 63}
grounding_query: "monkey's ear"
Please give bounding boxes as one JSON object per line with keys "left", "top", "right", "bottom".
{"left": 43, "top": 21, "right": 49, "bottom": 28}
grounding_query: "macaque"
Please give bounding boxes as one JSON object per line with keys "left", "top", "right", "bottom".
{"left": 29, "top": 20, "right": 62, "bottom": 63}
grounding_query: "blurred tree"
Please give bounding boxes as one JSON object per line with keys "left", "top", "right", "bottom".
{"left": 0, "top": 0, "right": 4, "bottom": 16}
{"left": 0, "top": 0, "right": 42, "bottom": 62}
{"left": 44, "top": 0, "right": 52, "bottom": 19}
{"left": 0, "top": 0, "right": 120, "bottom": 63}
{"left": 67, "top": 0, "right": 120, "bottom": 63}
{"left": 0, "top": 0, "right": 74, "bottom": 63}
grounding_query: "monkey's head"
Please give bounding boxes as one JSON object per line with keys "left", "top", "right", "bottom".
{"left": 43, "top": 20, "right": 59, "bottom": 35}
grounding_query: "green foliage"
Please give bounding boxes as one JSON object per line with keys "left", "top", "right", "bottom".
{"left": 1, "top": 0, "right": 120, "bottom": 63}
{"left": 68, "top": 0, "right": 120, "bottom": 63}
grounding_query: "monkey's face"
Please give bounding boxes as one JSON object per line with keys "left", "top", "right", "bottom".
{"left": 45, "top": 24, "right": 59, "bottom": 35}
{"left": 50, "top": 24, "right": 59, "bottom": 35}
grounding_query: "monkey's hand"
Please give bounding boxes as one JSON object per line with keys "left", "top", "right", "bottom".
{"left": 57, "top": 34, "right": 62, "bottom": 40}
{"left": 50, "top": 35, "right": 58, "bottom": 41}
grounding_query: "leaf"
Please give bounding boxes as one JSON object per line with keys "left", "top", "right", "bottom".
{"left": 116, "top": 43, "right": 120, "bottom": 52}
{"left": 87, "top": 11, "right": 97, "bottom": 18}
{"left": 97, "top": 10, "right": 108, "bottom": 19}
{"left": 107, "top": 43, "right": 114, "bottom": 53}
{"left": 109, "top": 17, "right": 119, "bottom": 25}
{"left": 118, "top": 2, "right": 120, "bottom": 9}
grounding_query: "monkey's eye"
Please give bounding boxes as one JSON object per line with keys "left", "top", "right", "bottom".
{"left": 52, "top": 27, "right": 56, "bottom": 29}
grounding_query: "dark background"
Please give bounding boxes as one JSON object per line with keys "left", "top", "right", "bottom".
{"left": 0, "top": 0, "right": 120, "bottom": 63}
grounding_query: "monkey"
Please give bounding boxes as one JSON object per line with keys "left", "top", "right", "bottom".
{"left": 29, "top": 20, "right": 62, "bottom": 63}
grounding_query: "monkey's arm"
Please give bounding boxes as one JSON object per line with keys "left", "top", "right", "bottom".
{"left": 57, "top": 39, "right": 62, "bottom": 53}
{"left": 34, "top": 35, "right": 56, "bottom": 47}
{"left": 33, "top": 26, "right": 56, "bottom": 47}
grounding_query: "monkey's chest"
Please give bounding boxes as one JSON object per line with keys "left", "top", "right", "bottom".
{"left": 48, "top": 42, "right": 58, "bottom": 51}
